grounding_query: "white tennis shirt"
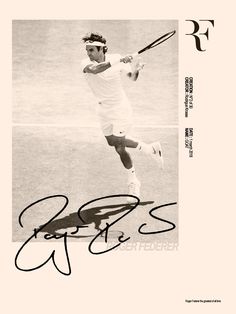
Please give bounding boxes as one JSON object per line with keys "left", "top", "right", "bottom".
{"left": 81, "top": 54, "right": 133, "bottom": 120}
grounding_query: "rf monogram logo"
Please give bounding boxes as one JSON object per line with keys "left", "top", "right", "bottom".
{"left": 186, "top": 20, "right": 215, "bottom": 51}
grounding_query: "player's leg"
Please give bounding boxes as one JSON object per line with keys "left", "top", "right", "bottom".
{"left": 105, "top": 134, "right": 140, "bottom": 203}
{"left": 113, "top": 120, "right": 163, "bottom": 168}
{"left": 105, "top": 135, "right": 132, "bottom": 169}
{"left": 125, "top": 136, "right": 164, "bottom": 169}
{"left": 110, "top": 124, "right": 136, "bottom": 176}
{"left": 112, "top": 121, "right": 141, "bottom": 202}
{"left": 109, "top": 101, "right": 163, "bottom": 166}
{"left": 123, "top": 137, "right": 139, "bottom": 148}
{"left": 101, "top": 122, "right": 136, "bottom": 176}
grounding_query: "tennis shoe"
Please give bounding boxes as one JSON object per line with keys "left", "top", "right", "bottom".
{"left": 127, "top": 179, "right": 141, "bottom": 204}
{"left": 151, "top": 141, "right": 164, "bottom": 169}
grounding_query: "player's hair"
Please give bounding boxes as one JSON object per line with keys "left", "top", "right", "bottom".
{"left": 82, "top": 32, "right": 108, "bottom": 54}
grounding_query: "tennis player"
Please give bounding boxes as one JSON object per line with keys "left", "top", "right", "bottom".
{"left": 81, "top": 32, "right": 163, "bottom": 203}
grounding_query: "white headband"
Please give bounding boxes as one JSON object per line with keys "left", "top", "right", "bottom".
{"left": 84, "top": 41, "right": 105, "bottom": 47}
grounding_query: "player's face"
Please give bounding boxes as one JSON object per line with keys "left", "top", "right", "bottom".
{"left": 86, "top": 45, "right": 103, "bottom": 62}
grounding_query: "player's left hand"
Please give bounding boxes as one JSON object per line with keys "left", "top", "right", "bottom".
{"left": 135, "top": 62, "right": 145, "bottom": 71}
{"left": 134, "top": 57, "right": 145, "bottom": 71}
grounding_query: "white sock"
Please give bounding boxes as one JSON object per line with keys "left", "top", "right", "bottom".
{"left": 136, "top": 142, "right": 153, "bottom": 155}
{"left": 127, "top": 166, "right": 137, "bottom": 183}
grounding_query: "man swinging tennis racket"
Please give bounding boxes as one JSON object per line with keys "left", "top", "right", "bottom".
{"left": 81, "top": 32, "right": 163, "bottom": 203}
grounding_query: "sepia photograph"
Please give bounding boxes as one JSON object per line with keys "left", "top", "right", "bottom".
{"left": 12, "top": 20, "right": 178, "bottom": 244}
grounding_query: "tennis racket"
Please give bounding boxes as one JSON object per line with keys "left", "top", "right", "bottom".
{"left": 131, "top": 30, "right": 176, "bottom": 58}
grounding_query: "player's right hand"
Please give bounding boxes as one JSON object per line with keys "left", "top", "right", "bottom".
{"left": 121, "top": 55, "right": 133, "bottom": 63}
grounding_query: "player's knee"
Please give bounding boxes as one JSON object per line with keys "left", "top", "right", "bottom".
{"left": 115, "top": 144, "right": 125, "bottom": 155}
{"left": 107, "top": 140, "right": 114, "bottom": 147}
{"left": 106, "top": 136, "right": 116, "bottom": 147}
{"left": 106, "top": 136, "right": 125, "bottom": 149}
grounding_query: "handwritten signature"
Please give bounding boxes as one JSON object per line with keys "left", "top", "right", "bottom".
{"left": 15, "top": 194, "right": 177, "bottom": 276}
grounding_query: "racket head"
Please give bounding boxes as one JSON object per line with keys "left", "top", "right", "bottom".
{"left": 138, "top": 30, "right": 176, "bottom": 54}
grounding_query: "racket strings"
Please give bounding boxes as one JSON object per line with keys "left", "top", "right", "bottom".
{"left": 139, "top": 30, "right": 176, "bottom": 54}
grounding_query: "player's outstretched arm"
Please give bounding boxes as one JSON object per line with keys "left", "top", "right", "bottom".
{"left": 83, "top": 55, "right": 124, "bottom": 74}
{"left": 83, "top": 62, "right": 112, "bottom": 74}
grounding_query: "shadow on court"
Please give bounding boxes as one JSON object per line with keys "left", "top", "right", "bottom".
{"left": 39, "top": 201, "right": 154, "bottom": 239}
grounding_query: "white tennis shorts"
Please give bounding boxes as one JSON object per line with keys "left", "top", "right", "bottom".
{"left": 98, "top": 100, "right": 133, "bottom": 137}
{"left": 100, "top": 119, "right": 132, "bottom": 137}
